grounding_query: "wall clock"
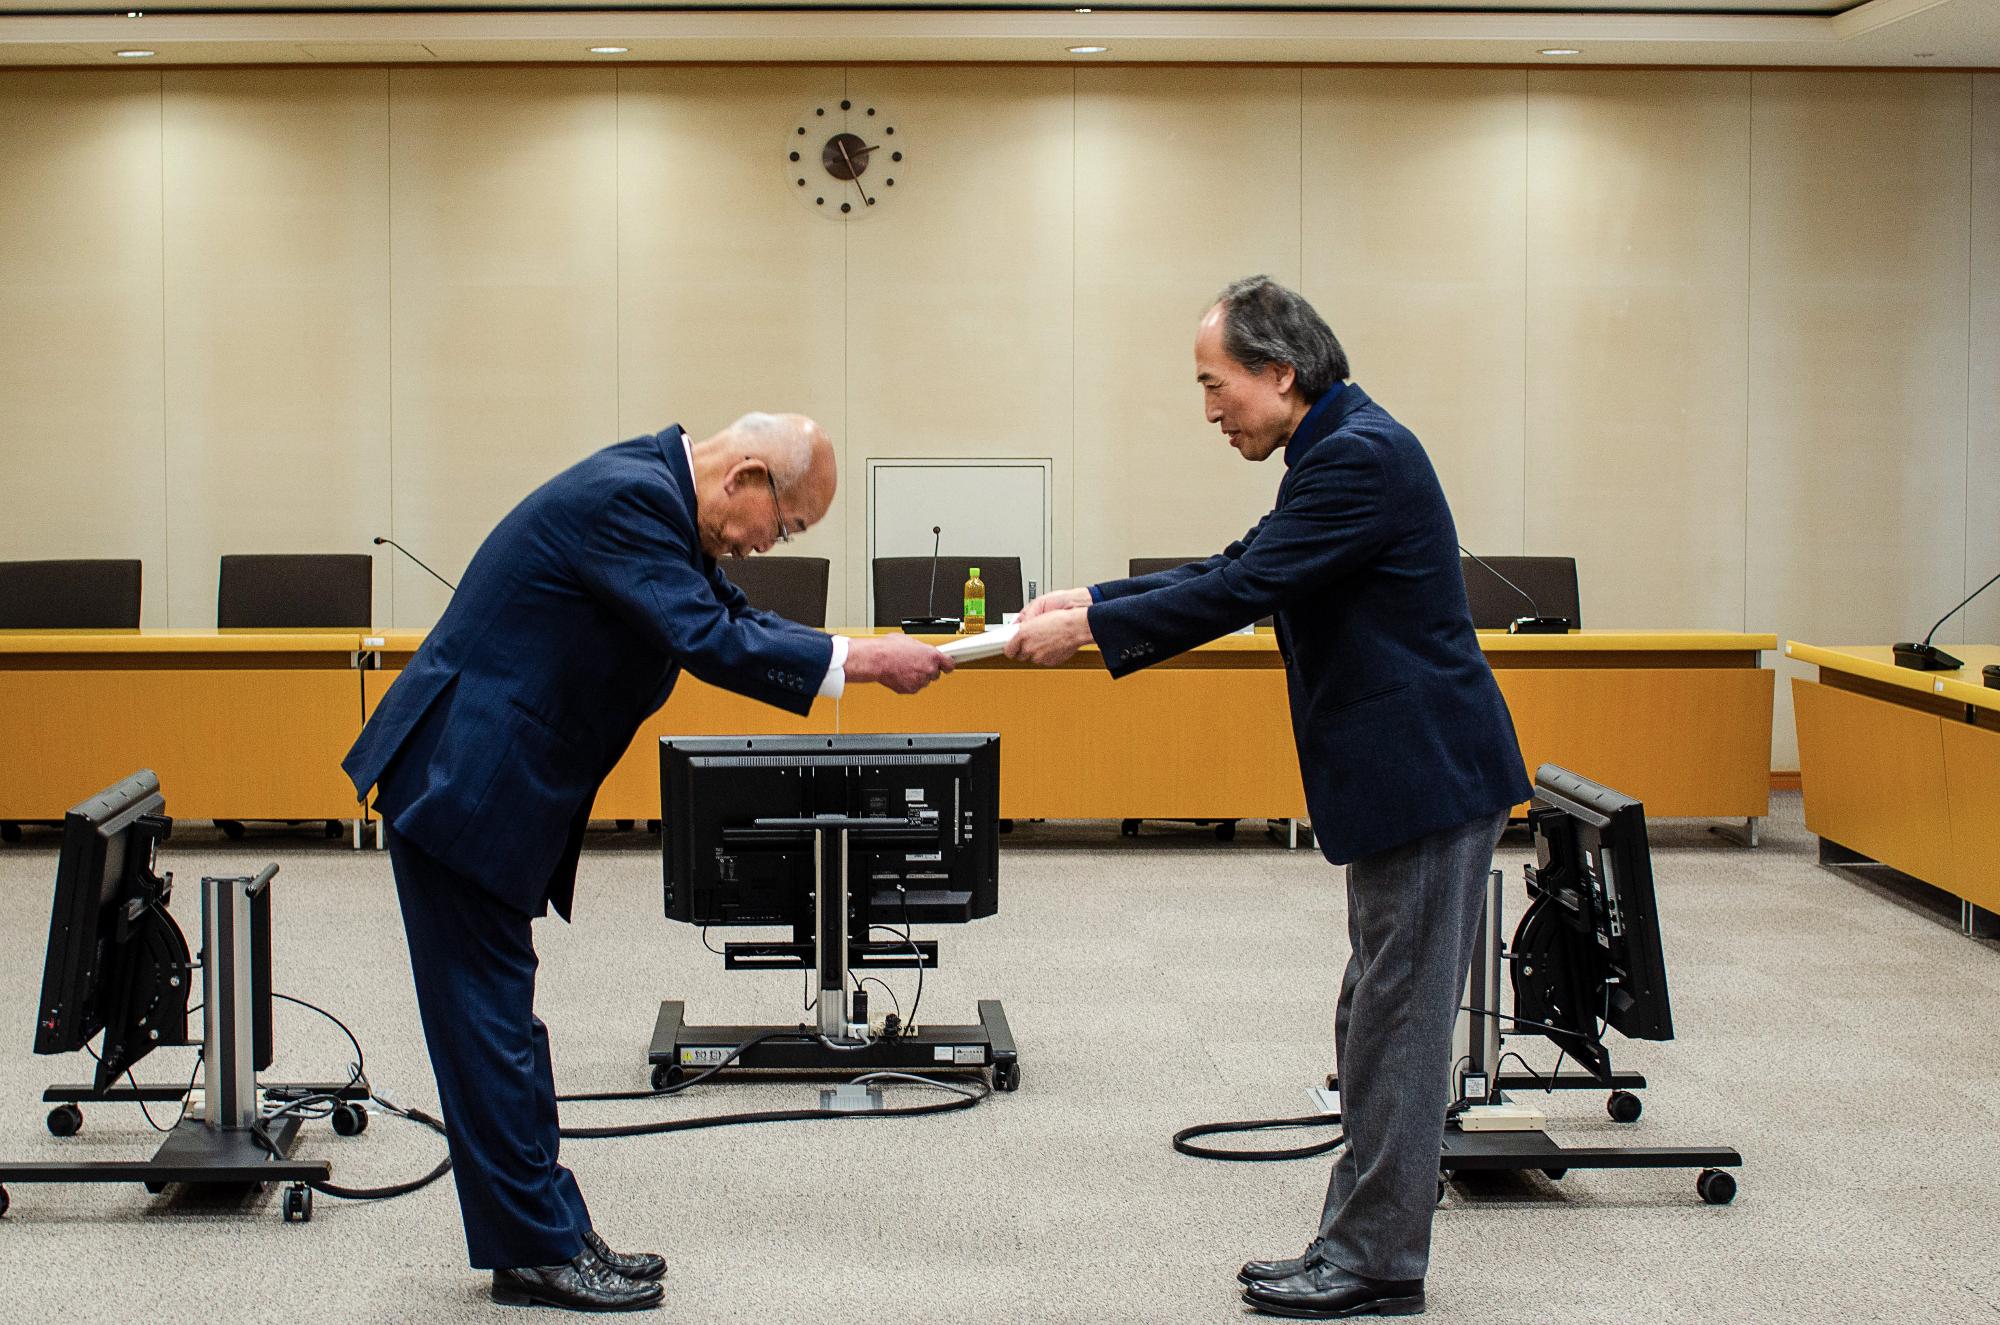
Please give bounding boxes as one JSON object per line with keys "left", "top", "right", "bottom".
{"left": 786, "top": 99, "right": 906, "bottom": 218}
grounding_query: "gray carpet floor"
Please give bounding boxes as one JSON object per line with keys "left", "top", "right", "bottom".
{"left": 1, "top": 793, "right": 1998, "bottom": 1323}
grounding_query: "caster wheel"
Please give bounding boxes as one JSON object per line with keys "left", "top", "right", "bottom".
{"left": 144, "top": 1181, "right": 168, "bottom": 1195}
{"left": 1120, "top": 819, "right": 1139, "bottom": 837}
{"left": 1, "top": 822, "right": 22, "bottom": 844}
{"left": 282, "top": 1183, "right": 314, "bottom": 1223}
{"left": 46, "top": 1104, "right": 82, "bottom": 1138}
{"left": 1542, "top": 1168, "right": 1568, "bottom": 1180}
{"left": 651, "top": 1063, "right": 684, "bottom": 1092}
{"left": 999, "top": 819, "right": 1015, "bottom": 834}
{"left": 615, "top": 819, "right": 635, "bottom": 831}
{"left": 992, "top": 1060, "right": 1020, "bottom": 1092}
{"left": 1215, "top": 821, "right": 1237, "bottom": 842}
{"left": 1607, "top": 1090, "right": 1642, "bottom": 1123}
{"left": 647, "top": 819, "right": 661, "bottom": 834}
{"left": 331, "top": 1103, "right": 368, "bottom": 1136}
{"left": 323, "top": 820, "right": 343, "bottom": 838}
{"left": 1697, "top": 1169, "right": 1736, "bottom": 1205}
{"left": 218, "top": 820, "right": 246, "bottom": 840}
{"left": 0, "top": 1185, "right": 10, "bottom": 1217}
{"left": 1436, "top": 1174, "right": 1450, "bottom": 1206}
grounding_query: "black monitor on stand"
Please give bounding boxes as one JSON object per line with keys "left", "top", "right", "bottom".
{"left": 1, "top": 772, "right": 367, "bottom": 1224}
{"left": 650, "top": 733, "right": 1017, "bottom": 1092}
{"left": 1328, "top": 765, "right": 1742, "bottom": 1205}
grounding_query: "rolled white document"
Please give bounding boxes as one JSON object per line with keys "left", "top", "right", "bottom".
{"left": 936, "top": 622, "right": 1019, "bottom": 664}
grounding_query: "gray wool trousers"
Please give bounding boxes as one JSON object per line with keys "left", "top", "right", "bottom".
{"left": 1314, "top": 809, "right": 1509, "bottom": 1283}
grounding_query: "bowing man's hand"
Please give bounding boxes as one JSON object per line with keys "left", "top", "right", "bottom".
{"left": 1016, "top": 587, "right": 1091, "bottom": 623}
{"left": 846, "top": 634, "right": 954, "bottom": 695}
{"left": 1004, "top": 608, "right": 1095, "bottom": 667}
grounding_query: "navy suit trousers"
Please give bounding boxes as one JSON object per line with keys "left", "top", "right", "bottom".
{"left": 388, "top": 834, "right": 591, "bottom": 1269}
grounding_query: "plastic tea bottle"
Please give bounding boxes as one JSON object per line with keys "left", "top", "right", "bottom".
{"left": 962, "top": 566, "right": 986, "bottom": 634}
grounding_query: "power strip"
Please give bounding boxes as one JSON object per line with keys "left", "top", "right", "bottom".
{"left": 1455, "top": 1100, "right": 1546, "bottom": 1133}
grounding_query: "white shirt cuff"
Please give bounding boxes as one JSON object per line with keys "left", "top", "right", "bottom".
{"left": 817, "top": 634, "right": 847, "bottom": 699}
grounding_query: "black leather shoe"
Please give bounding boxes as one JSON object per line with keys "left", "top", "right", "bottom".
{"left": 1241, "top": 1261, "right": 1424, "bottom": 1319}
{"left": 583, "top": 1229, "right": 666, "bottom": 1283}
{"left": 491, "top": 1250, "right": 664, "bottom": 1311}
{"left": 1239, "top": 1241, "right": 1326, "bottom": 1286}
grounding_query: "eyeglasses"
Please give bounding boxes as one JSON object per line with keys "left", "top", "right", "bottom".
{"left": 764, "top": 469, "right": 793, "bottom": 544}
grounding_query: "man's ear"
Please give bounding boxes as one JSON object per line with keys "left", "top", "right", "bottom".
{"left": 720, "top": 457, "right": 765, "bottom": 497}
{"left": 1270, "top": 361, "right": 1297, "bottom": 396}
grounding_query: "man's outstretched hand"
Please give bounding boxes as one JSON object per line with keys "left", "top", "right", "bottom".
{"left": 1004, "top": 607, "right": 1095, "bottom": 667}
{"left": 1016, "top": 586, "right": 1091, "bottom": 623}
{"left": 845, "top": 634, "right": 954, "bottom": 694}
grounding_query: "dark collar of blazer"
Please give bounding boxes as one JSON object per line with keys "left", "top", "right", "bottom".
{"left": 1283, "top": 381, "right": 1369, "bottom": 473}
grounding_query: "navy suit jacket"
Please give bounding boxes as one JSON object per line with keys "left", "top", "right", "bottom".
{"left": 1087, "top": 383, "right": 1531, "bottom": 865}
{"left": 344, "top": 426, "right": 833, "bottom": 919}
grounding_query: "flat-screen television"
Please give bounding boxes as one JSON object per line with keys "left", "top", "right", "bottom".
{"left": 660, "top": 734, "right": 999, "bottom": 929}
{"left": 1511, "top": 764, "right": 1673, "bottom": 1084}
{"left": 33, "top": 771, "right": 193, "bottom": 1090}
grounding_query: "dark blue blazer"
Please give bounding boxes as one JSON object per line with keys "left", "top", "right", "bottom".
{"left": 1088, "top": 383, "right": 1531, "bottom": 865}
{"left": 344, "top": 426, "right": 833, "bottom": 919}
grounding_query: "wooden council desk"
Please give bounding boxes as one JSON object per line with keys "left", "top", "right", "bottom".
{"left": 0, "top": 629, "right": 1773, "bottom": 839}
{"left": 1785, "top": 641, "right": 2000, "bottom": 927}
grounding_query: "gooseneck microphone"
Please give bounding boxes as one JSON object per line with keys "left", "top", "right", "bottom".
{"left": 373, "top": 536, "right": 458, "bottom": 593}
{"left": 1894, "top": 565, "right": 2000, "bottom": 671}
{"left": 899, "top": 524, "right": 961, "bottom": 634}
{"left": 926, "top": 525, "right": 943, "bottom": 617}
{"left": 1458, "top": 545, "right": 1571, "bottom": 635}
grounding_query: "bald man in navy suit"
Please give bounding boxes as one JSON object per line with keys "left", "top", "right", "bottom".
{"left": 347, "top": 412, "right": 950, "bottom": 1313}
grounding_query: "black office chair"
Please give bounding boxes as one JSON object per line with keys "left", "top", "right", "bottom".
{"left": 217, "top": 553, "right": 373, "bottom": 630}
{"left": 872, "top": 557, "right": 1024, "bottom": 628}
{"left": 215, "top": 553, "right": 373, "bottom": 840}
{"left": 1128, "top": 557, "right": 1273, "bottom": 630}
{"left": 0, "top": 558, "right": 142, "bottom": 629}
{"left": 721, "top": 556, "right": 830, "bottom": 628}
{"left": 1459, "top": 556, "right": 1581, "bottom": 630}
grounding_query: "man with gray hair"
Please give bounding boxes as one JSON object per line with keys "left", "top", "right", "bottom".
{"left": 346, "top": 412, "right": 950, "bottom": 1313}
{"left": 1010, "top": 277, "right": 1529, "bottom": 1318}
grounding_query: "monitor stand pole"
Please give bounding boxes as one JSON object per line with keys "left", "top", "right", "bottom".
{"left": 649, "top": 817, "right": 1019, "bottom": 1093}
{"left": 1328, "top": 868, "right": 1743, "bottom": 1206}
{"left": 0, "top": 869, "right": 364, "bottom": 1223}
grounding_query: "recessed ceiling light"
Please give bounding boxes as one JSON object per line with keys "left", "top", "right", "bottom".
{"left": 114, "top": 48, "right": 154, "bottom": 57}
{"left": 1912, "top": 51, "right": 1937, "bottom": 58}
{"left": 1068, "top": 45, "right": 1108, "bottom": 54}
{"left": 1538, "top": 48, "right": 1581, "bottom": 57}
{"left": 1075, "top": 7, "right": 1092, "bottom": 11}
{"left": 587, "top": 45, "right": 629, "bottom": 54}
{"left": 125, "top": 10, "right": 143, "bottom": 16}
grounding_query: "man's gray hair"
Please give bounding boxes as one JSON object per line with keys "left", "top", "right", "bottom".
{"left": 1212, "top": 276, "right": 1348, "bottom": 401}
{"left": 730, "top": 411, "right": 815, "bottom": 490}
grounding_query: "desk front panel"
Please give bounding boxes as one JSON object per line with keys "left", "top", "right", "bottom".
{"left": 838, "top": 663, "right": 1306, "bottom": 821}
{"left": 1793, "top": 677, "right": 1956, "bottom": 890}
{"left": 0, "top": 667, "right": 364, "bottom": 820}
{"left": 1494, "top": 666, "right": 1773, "bottom": 819}
{"left": 1941, "top": 719, "right": 2000, "bottom": 914}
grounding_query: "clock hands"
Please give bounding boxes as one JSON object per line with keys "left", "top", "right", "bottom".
{"left": 834, "top": 137, "right": 880, "bottom": 208}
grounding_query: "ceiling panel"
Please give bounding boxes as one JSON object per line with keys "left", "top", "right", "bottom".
{"left": 0, "top": 0, "right": 1991, "bottom": 67}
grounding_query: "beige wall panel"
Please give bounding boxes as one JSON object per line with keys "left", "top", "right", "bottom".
{"left": 1304, "top": 68, "right": 1526, "bottom": 556}
{"left": 388, "top": 68, "right": 618, "bottom": 627}
{"left": 0, "top": 73, "right": 167, "bottom": 623}
{"left": 842, "top": 66, "right": 1074, "bottom": 617}
{"left": 1073, "top": 67, "right": 1301, "bottom": 593}
{"left": 616, "top": 67, "right": 851, "bottom": 622}
{"left": 1526, "top": 70, "right": 1750, "bottom": 631}
{"left": 1970, "top": 75, "right": 2000, "bottom": 644}
{"left": 163, "top": 69, "right": 391, "bottom": 627}
{"left": 1748, "top": 73, "right": 1971, "bottom": 768}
